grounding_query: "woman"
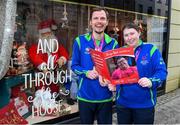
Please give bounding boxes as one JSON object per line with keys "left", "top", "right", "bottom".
{"left": 107, "top": 23, "right": 167, "bottom": 124}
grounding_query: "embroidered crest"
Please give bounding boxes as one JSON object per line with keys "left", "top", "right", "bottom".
{"left": 140, "top": 54, "right": 149, "bottom": 65}
{"left": 85, "top": 47, "right": 90, "bottom": 54}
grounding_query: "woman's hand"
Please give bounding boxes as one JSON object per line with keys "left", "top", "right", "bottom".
{"left": 138, "top": 77, "right": 152, "bottom": 88}
{"left": 99, "top": 75, "right": 111, "bottom": 87}
{"left": 108, "top": 84, "right": 116, "bottom": 91}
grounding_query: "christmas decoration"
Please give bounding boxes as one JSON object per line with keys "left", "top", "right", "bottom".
{"left": 0, "top": 101, "right": 28, "bottom": 124}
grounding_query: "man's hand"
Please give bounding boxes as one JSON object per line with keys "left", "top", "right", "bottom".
{"left": 86, "top": 69, "right": 99, "bottom": 79}
{"left": 57, "top": 58, "right": 65, "bottom": 68}
{"left": 138, "top": 77, "right": 152, "bottom": 88}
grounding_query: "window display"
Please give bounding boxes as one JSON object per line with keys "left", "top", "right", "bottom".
{"left": 0, "top": 0, "right": 169, "bottom": 124}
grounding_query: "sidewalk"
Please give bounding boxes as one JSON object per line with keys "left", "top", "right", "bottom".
{"left": 155, "top": 88, "right": 180, "bottom": 124}
{"left": 112, "top": 88, "right": 180, "bottom": 124}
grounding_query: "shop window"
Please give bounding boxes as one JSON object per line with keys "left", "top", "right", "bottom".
{"left": 165, "top": 0, "right": 168, "bottom": 5}
{"left": 157, "top": 0, "right": 162, "bottom": 3}
{"left": 165, "top": 10, "right": 168, "bottom": 17}
{"left": 147, "top": 6, "right": 153, "bottom": 14}
{"left": 104, "top": 0, "right": 135, "bottom": 11}
{"left": 138, "top": 4, "right": 143, "bottom": 13}
{"left": 65, "top": 0, "right": 101, "bottom": 5}
{"left": 2, "top": 1, "right": 84, "bottom": 124}
{"left": 157, "top": 9, "right": 161, "bottom": 16}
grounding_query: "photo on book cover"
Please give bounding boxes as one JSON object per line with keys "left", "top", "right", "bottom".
{"left": 106, "top": 55, "right": 139, "bottom": 85}
{"left": 90, "top": 47, "right": 139, "bottom": 85}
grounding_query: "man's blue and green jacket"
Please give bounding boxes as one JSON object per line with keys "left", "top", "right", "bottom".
{"left": 71, "top": 32, "right": 119, "bottom": 103}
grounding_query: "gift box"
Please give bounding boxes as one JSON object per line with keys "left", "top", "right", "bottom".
{"left": 0, "top": 100, "right": 28, "bottom": 124}
{"left": 13, "top": 92, "right": 30, "bottom": 117}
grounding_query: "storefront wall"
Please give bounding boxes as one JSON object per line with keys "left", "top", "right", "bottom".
{"left": 166, "top": 0, "right": 180, "bottom": 92}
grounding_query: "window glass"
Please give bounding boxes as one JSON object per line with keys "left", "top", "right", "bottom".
{"left": 62, "top": 0, "right": 101, "bottom": 5}
{"left": 7, "top": 0, "right": 87, "bottom": 124}
{"left": 105, "top": 0, "right": 168, "bottom": 17}
{"left": 107, "top": 10, "right": 167, "bottom": 54}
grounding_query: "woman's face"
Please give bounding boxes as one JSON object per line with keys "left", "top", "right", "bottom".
{"left": 123, "top": 28, "right": 140, "bottom": 48}
{"left": 117, "top": 58, "right": 129, "bottom": 70}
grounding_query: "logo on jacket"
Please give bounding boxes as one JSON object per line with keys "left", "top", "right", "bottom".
{"left": 84, "top": 47, "right": 90, "bottom": 54}
{"left": 140, "top": 54, "right": 149, "bottom": 65}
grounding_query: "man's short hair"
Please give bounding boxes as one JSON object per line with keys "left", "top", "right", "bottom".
{"left": 90, "top": 7, "right": 109, "bottom": 20}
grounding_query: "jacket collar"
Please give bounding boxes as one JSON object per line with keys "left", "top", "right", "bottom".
{"left": 84, "top": 32, "right": 112, "bottom": 44}
{"left": 124, "top": 39, "right": 143, "bottom": 49}
{"left": 137, "top": 39, "right": 143, "bottom": 47}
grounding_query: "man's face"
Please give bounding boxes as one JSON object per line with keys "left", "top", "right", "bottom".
{"left": 123, "top": 28, "right": 140, "bottom": 48}
{"left": 90, "top": 10, "right": 108, "bottom": 34}
{"left": 117, "top": 58, "right": 129, "bottom": 70}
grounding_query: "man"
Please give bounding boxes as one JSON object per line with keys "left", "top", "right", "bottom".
{"left": 29, "top": 19, "right": 69, "bottom": 93}
{"left": 71, "top": 7, "right": 119, "bottom": 124}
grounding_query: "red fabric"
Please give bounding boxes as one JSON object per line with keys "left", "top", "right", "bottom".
{"left": 38, "top": 19, "right": 57, "bottom": 30}
{"left": 35, "top": 84, "right": 59, "bottom": 94}
{"left": 18, "top": 92, "right": 29, "bottom": 107}
{"left": 13, "top": 92, "right": 29, "bottom": 117}
{"left": 112, "top": 66, "right": 139, "bottom": 79}
{"left": 0, "top": 101, "right": 28, "bottom": 124}
{"left": 11, "top": 85, "right": 21, "bottom": 97}
{"left": 28, "top": 44, "right": 68, "bottom": 68}
{"left": 28, "top": 43, "right": 68, "bottom": 93}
